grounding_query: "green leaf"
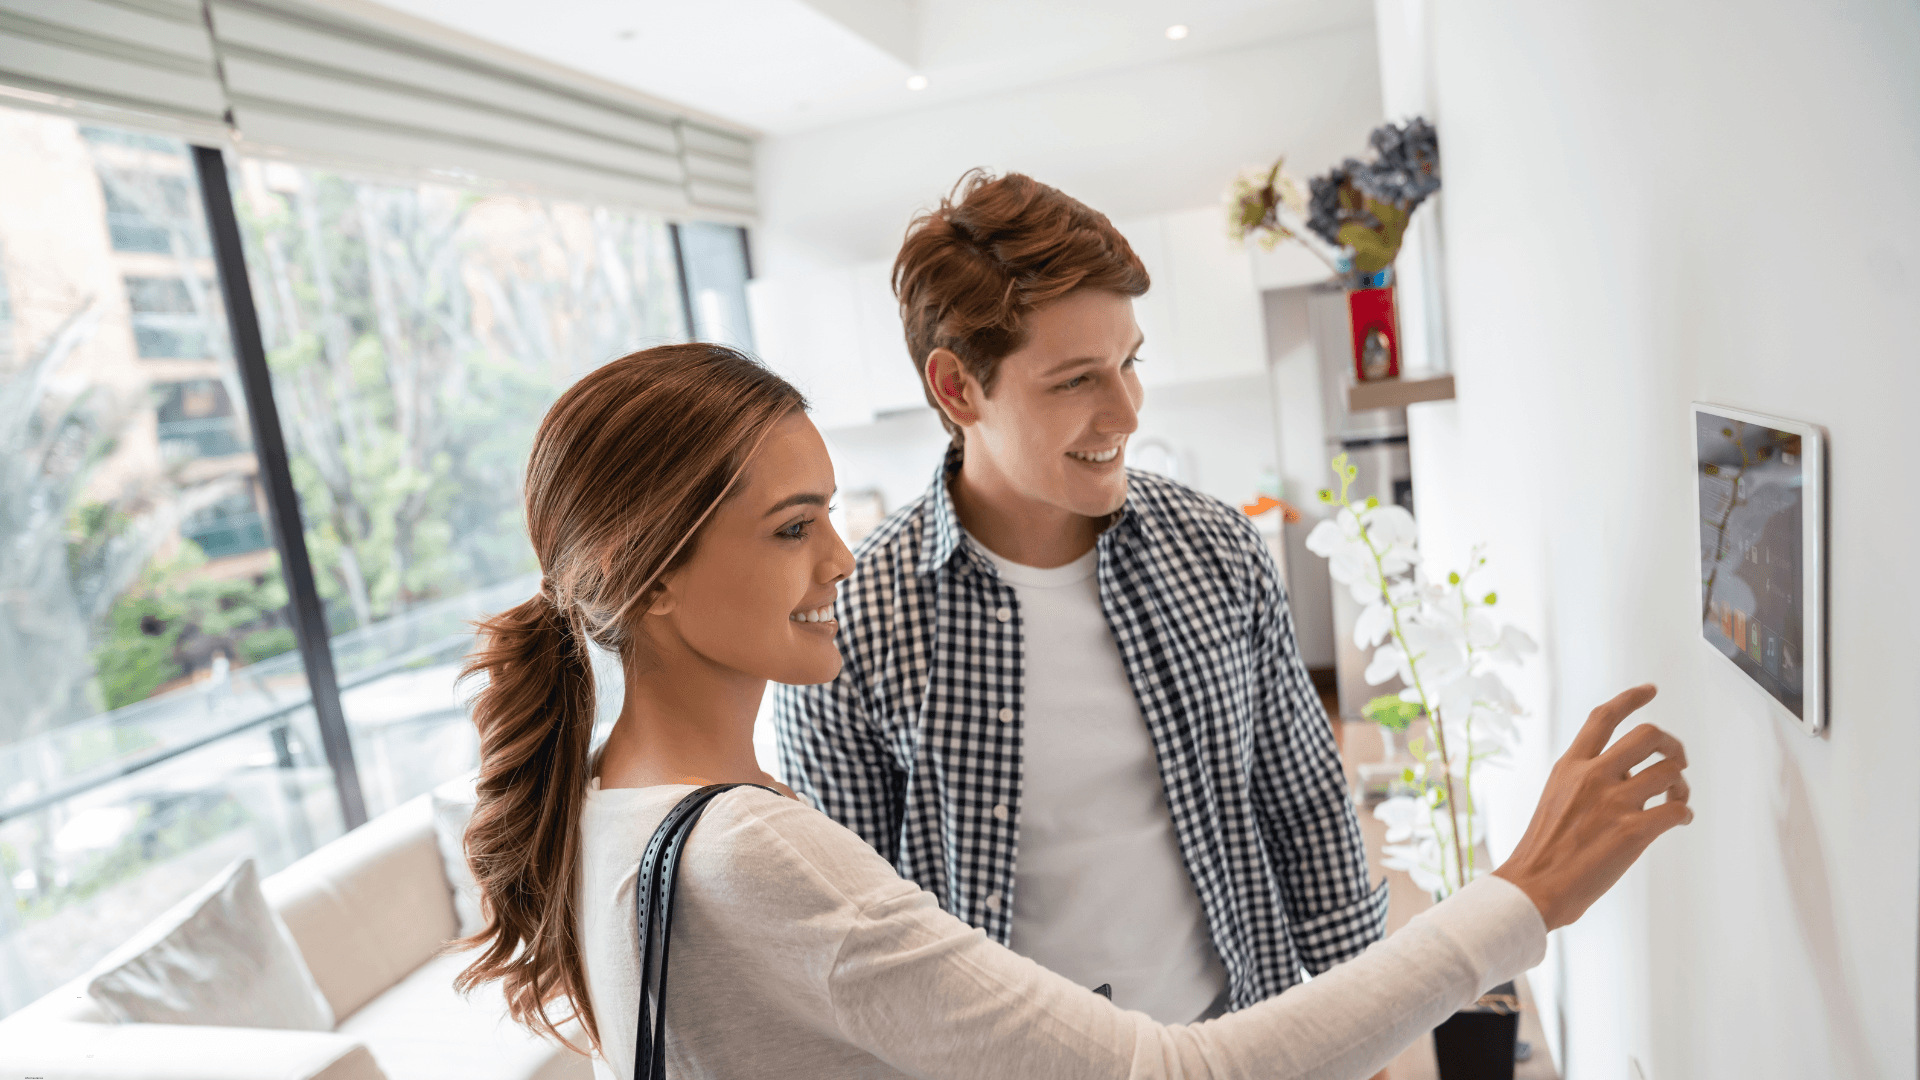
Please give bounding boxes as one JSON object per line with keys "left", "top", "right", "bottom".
{"left": 1402, "top": 767, "right": 1417, "bottom": 784}
{"left": 1484, "top": 591, "right": 1498, "bottom": 605}
{"left": 1365, "top": 496, "right": 1379, "bottom": 509}
{"left": 1447, "top": 571, "right": 1460, "bottom": 586}
{"left": 1364, "top": 694, "right": 1424, "bottom": 731}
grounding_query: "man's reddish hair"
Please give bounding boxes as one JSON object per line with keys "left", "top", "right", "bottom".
{"left": 892, "top": 171, "right": 1150, "bottom": 438}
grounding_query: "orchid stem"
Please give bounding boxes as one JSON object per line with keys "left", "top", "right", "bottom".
{"left": 1350, "top": 497, "right": 1466, "bottom": 897}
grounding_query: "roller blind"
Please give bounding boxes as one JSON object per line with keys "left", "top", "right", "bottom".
{"left": 0, "top": 0, "right": 755, "bottom": 216}
{"left": 0, "top": 0, "right": 226, "bottom": 137}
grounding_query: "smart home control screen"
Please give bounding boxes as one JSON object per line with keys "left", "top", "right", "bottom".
{"left": 1697, "top": 410, "right": 1805, "bottom": 718}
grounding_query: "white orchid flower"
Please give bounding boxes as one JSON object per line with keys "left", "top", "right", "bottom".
{"left": 1465, "top": 608, "right": 1502, "bottom": 651}
{"left": 1373, "top": 796, "right": 1420, "bottom": 842}
{"left": 1383, "top": 839, "right": 1448, "bottom": 896}
{"left": 1354, "top": 599, "right": 1395, "bottom": 650}
{"left": 1438, "top": 672, "right": 1518, "bottom": 726}
{"left": 1362, "top": 502, "right": 1417, "bottom": 548}
{"left": 1490, "top": 625, "right": 1539, "bottom": 666}
{"left": 1308, "top": 455, "right": 1534, "bottom": 900}
{"left": 1399, "top": 622, "right": 1468, "bottom": 688}
{"left": 1364, "top": 643, "right": 1405, "bottom": 686}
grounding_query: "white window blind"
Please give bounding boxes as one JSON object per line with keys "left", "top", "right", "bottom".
{"left": 0, "top": 0, "right": 226, "bottom": 138}
{"left": 0, "top": 0, "right": 755, "bottom": 216}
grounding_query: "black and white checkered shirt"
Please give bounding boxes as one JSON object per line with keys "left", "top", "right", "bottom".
{"left": 773, "top": 448, "right": 1387, "bottom": 1010}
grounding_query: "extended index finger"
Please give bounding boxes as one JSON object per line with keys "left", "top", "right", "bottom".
{"left": 1567, "top": 684, "right": 1658, "bottom": 759}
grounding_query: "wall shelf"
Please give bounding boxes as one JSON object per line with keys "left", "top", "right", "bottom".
{"left": 1348, "top": 373, "right": 1456, "bottom": 412}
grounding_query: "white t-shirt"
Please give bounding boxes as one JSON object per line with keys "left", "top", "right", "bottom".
{"left": 970, "top": 538, "right": 1229, "bottom": 1023}
{"left": 576, "top": 781, "right": 1546, "bottom": 1080}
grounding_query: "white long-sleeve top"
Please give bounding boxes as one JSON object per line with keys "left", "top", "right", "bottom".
{"left": 578, "top": 782, "right": 1545, "bottom": 1080}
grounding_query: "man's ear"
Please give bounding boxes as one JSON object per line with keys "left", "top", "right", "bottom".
{"left": 925, "top": 349, "right": 980, "bottom": 427}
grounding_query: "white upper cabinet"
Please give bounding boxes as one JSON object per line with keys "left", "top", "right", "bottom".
{"left": 1114, "top": 208, "right": 1267, "bottom": 387}
{"left": 746, "top": 269, "right": 873, "bottom": 429}
{"left": 748, "top": 205, "right": 1270, "bottom": 427}
{"left": 849, "top": 260, "right": 928, "bottom": 416}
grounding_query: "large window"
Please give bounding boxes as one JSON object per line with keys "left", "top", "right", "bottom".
{"left": 0, "top": 107, "right": 326, "bottom": 1016}
{"left": 230, "top": 161, "right": 686, "bottom": 817}
{"left": 0, "top": 98, "right": 743, "bottom": 1017}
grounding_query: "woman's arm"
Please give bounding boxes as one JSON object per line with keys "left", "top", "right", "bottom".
{"left": 815, "top": 856, "right": 1538, "bottom": 1080}
{"left": 715, "top": 684, "right": 1687, "bottom": 1080}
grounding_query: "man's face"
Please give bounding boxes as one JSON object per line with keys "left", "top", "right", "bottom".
{"left": 964, "top": 289, "right": 1145, "bottom": 520}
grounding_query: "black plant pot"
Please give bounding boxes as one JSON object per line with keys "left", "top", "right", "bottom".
{"left": 1432, "top": 980, "right": 1521, "bottom": 1080}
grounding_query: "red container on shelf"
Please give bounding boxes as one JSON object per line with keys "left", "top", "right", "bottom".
{"left": 1348, "top": 281, "right": 1400, "bottom": 383}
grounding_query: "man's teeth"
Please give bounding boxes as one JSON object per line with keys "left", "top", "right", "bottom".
{"left": 790, "top": 605, "right": 835, "bottom": 623}
{"left": 1068, "top": 447, "right": 1120, "bottom": 463}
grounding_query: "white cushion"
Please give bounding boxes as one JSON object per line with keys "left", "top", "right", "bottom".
{"left": 336, "top": 951, "right": 592, "bottom": 1080}
{"left": 84, "top": 858, "right": 334, "bottom": 1031}
{"left": 263, "top": 794, "right": 459, "bottom": 1022}
{"left": 429, "top": 773, "right": 485, "bottom": 937}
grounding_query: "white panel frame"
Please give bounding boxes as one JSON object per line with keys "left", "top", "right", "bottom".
{"left": 1691, "top": 401, "right": 1827, "bottom": 737}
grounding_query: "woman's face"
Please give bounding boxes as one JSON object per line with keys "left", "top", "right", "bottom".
{"left": 643, "top": 411, "right": 855, "bottom": 686}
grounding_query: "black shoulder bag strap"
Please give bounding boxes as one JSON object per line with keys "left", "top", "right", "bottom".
{"left": 632, "top": 783, "right": 776, "bottom": 1080}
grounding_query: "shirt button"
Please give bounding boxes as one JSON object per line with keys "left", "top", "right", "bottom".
{"left": 995, "top": 606, "right": 1012, "bottom": 622}
{"left": 997, "top": 707, "right": 1013, "bottom": 723}
{"left": 985, "top": 892, "right": 1002, "bottom": 912}
{"left": 993, "top": 804, "right": 1009, "bottom": 821}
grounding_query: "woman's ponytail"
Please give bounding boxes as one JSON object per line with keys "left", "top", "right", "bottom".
{"left": 449, "top": 344, "right": 805, "bottom": 1051}
{"left": 454, "top": 589, "right": 597, "bottom": 1047}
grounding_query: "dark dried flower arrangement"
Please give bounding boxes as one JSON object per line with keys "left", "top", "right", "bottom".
{"left": 1232, "top": 117, "right": 1442, "bottom": 284}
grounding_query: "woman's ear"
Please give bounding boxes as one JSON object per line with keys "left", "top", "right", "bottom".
{"left": 646, "top": 578, "right": 679, "bottom": 617}
{"left": 926, "top": 349, "right": 979, "bottom": 427}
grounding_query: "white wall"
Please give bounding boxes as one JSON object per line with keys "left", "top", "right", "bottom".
{"left": 1411, "top": 3, "right": 1920, "bottom": 1078}
{"left": 753, "top": 25, "right": 1383, "bottom": 277}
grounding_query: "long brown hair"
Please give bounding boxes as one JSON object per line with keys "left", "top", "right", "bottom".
{"left": 892, "top": 170, "right": 1150, "bottom": 438}
{"left": 453, "top": 343, "right": 805, "bottom": 1049}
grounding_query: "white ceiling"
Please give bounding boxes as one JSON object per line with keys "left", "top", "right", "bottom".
{"left": 367, "top": 0, "right": 1373, "bottom": 136}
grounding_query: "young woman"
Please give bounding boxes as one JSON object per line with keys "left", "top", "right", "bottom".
{"left": 456, "top": 342, "right": 1692, "bottom": 1079}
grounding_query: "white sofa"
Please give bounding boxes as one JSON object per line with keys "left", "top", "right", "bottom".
{"left": 0, "top": 793, "right": 593, "bottom": 1080}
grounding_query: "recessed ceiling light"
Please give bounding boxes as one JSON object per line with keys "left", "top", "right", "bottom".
{"left": 1165, "top": 24, "right": 1189, "bottom": 40}
{"left": 616, "top": 28, "right": 636, "bottom": 40}
{"left": 906, "top": 74, "right": 929, "bottom": 91}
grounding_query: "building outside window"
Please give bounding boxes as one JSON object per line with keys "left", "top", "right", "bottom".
{"left": 126, "top": 275, "right": 212, "bottom": 359}
{"left": 154, "top": 378, "right": 248, "bottom": 462}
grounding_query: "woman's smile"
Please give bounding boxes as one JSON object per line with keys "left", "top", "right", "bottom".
{"left": 790, "top": 603, "right": 837, "bottom": 629}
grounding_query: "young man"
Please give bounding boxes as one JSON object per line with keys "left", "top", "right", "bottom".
{"left": 773, "top": 171, "right": 1386, "bottom": 1022}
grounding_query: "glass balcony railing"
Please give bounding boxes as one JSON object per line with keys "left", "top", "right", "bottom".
{"left": 0, "top": 573, "right": 586, "bottom": 1016}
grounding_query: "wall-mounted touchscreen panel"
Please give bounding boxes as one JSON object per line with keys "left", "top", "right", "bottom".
{"left": 1694, "top": 403, "right": 1825, "bottom": 734}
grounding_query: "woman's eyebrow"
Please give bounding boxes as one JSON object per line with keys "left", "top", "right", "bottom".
{"left": 763, "top": 489, "right": 835, "bottom": 516}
